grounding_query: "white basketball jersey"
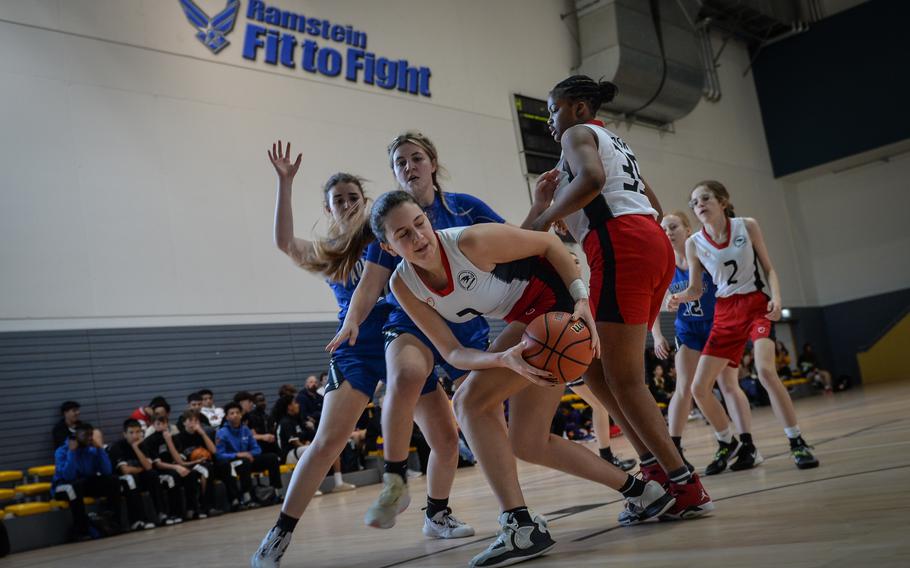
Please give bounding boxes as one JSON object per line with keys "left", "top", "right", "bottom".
{"left": 690, "top": 217, "right": 765, "bottom": 298}
{"left": 394, "top": 227, "right": 534, "bottom": 323}
{"left": 556, "top": 121, "right": 658, "bottom": 245}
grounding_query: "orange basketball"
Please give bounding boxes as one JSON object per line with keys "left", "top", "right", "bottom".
{"left": 190, "top": 447, "right": 212, "bottom": 462}
{"left": 522, "top": 311, "right": 595, "bottom": 383}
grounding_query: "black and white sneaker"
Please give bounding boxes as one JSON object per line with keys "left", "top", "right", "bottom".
{"left": 791, "top": 440, "right": 820, "bottom": 470}
{"left": 250, "top": 526, "right": 293, "bottom": 568}
{"left": 729, "top": 443, "right": 764, "bottom": 471}
{"left": 469, "top": 512, "right": 555, "bottom": 567}
{"left": 704, "top": 440, "right": 742, "bottom": 476}
{"left": 607, "top": 454, "right": 638, "bottom": 472}
{"left": 617, "top": 480, "right": 676, "bottom": 526}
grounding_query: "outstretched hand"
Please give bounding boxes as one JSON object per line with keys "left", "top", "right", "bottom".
{"left": 268, "top": 140, "right": 302, "bottom": 181}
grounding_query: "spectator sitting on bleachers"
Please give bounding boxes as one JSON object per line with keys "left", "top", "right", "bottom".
{"left": 52, "top": 421, "right": 124, "bottom": 540}
{"left": 143, "top": 414, "right": 202, "bottom": 521}
{"left": 174, "top": 410, "right": 225, "bottom": 518}
{"left": 129, "top": 396, "right": 163, "bottom": 431}
{"left": 52, "top": 401, "right": 81, "bottom": 450}
{"left": 144, "top": 398, "right": 179, "bottom": 438}
{"left": 216, "top": 402, "right": 282, "bottom": 508}
{"left": 178, "top": 392, "right": 211, "bottom": 432}
{"left": 316, "top": 371, "right": 329, "bottom": 396}
{"left": 295, "top": 375, "right": 324, "bottom": 427}
{"left": 647, "top": 365, "right": 673, "bottom": 410}
{"left": 198, "top": 388, "right": 225, "bottom": 428}
{"left": 799, "top": 342, "right": 834, "bottom": 393}
{"left": 107, "top": 419, "right": 165, "bottom": 529}
{"left": 775, "top": 340, "right": 793, "bottom": 378}
{"left": 239, "top": 391, "right": 279, "bottom": 456}
{"left": 273, "top": 396, "right": 312, "bottom": 465}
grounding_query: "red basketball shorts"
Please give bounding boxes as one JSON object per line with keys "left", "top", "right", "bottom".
{"left": 703, "top": 290, "right": 773, "bottom": 366}
{"left": 504, "top": 260, "right": 575, "bottom": 325}
{"left": 583, "top": 214, "right": 674, "bottom": 327}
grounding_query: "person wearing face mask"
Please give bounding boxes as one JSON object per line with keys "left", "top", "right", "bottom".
{"left": 670, "top": 180, "right": 819, "bottom": 471}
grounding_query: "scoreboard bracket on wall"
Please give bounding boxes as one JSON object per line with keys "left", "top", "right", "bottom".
{"left": 511, "top": 94, "right": 561, "bottom": 178}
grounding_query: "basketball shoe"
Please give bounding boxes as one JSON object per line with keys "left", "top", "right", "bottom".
{"left": 729, "top": 443, "right": 764, "bottom": 471}
{"left": 364, "top": 473, "right": 411, "bottom": 529}
{"left": 423, "top": 507, "right": 476, "bottom": 539}
{"left": 250, "top": 526, "right": 293, "bottom": 568}
{"left": 660, "top": 473, "right": 714, "bottom": 520}
{"left": 704, "top": 439, "right": 742, "bottom": 475}
{"left": 639, "top": 461, "right": 669, "bottom": 486}
{"left": 617, "top": 480, "right": 676, "bottom": 526}
{"left": 790, "top": 438, "right": 820, "bottom": 469}
{"left": 469, "top": 512, "right": 555, "bottom": 567}
{"left": 607, "top": 454, "right": 638, "bottom": 472}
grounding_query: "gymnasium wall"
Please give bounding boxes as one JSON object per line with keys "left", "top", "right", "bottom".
{"left": 0, "top": 0, "right": 812, "bottom": 337}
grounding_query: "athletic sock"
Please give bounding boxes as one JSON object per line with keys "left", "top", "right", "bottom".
{"left": 384, "top": 459, "right": 409, "bottom": 484}
{"left": 714, "top": 427, "right": 734, "bottom": 445}
{"left": 599, "top": 447, "right": 615, "bottom": 461}
{"left": 426, "top": 496, "right": 449, "bottom": 518}
{"left": 275, "top": 512, "right": 299, "bottom": 533}
{"left": 618, "top": 475, "right": 646, "bottom": 498}
{"left": 671, "top": 436, "right": 683, "bottom": 452}
{"left": 784, "top": 426, "right": 802, "bottom": 444}
{"left": 334, "top": 472, "right": 344, "bottom": 486}
{"left": 668, "top": 466, "right": 692, "bottom": 485}
{"left": 504, "top": 506, "right": 534, "bottom": 526}
{"left": 639, "top": 452, "right": 657, "bottom": 466}
{"left": 740, "top": 433, "right": 753, "bottom": 445}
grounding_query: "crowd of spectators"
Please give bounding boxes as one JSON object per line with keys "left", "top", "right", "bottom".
{"left": 49, "top": 372, "right": 378, "bottom": 542}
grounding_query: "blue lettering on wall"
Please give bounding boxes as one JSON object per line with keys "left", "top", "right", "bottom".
{"left": 199, "top": 0, "right": 429, "bottom": 97}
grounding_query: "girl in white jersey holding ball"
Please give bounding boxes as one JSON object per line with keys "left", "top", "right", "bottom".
{"left": 669, "top": 181, "right": 819, "bottom": 470}
{"left": 372, "top": 190, "right": 677, "bottom": 568}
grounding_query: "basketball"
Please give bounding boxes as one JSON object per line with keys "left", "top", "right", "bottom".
{"left": 522, "top": 311, "right": 595, "bottom": 383}
{"left": 190, "top": 447, "right": 212, "bottom": 462}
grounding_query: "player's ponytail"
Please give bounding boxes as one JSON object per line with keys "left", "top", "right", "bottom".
{"left": 550, "top": 75, "right": 618, "bottom": 114}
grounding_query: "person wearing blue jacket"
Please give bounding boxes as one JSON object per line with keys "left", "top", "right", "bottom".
{"left": 52, "top": 421, "right": 123, "bottom": 539}
{"left": 217, "top": 402, "right": 281, "bottom": 508}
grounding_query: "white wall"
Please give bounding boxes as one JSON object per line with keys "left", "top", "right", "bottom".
{"left": 0, "top": 0, "right": 851, "bottom": 331}
{"left": 786, "top": 153, "right": 910, "bottom": 306}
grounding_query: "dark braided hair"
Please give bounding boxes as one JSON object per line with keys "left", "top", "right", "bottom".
{"left": 550, "top": 75, "right": 618, "bottom": 115}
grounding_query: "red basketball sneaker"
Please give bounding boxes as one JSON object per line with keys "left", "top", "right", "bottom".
{"left": 661, "top": 473, "right": 714, "bottom": 520}
{"left": 639, "top": 461, "right": 669, "bottom": 487}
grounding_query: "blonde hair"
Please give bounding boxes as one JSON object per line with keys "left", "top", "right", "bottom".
{"left": 297, "top": 173, "right": 375, "bottom": 283}
{"left": 667, "top": 210, "right": 693, "bottom": 231}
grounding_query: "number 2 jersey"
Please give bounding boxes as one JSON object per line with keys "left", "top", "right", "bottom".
{"left": 689, "top": 217, "right": 765, "bottom": 298}
{"left": 555, "top": 120, "right": 658, "bottom": 246}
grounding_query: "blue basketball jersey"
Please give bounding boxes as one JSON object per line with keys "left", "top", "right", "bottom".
{"left": 327, "top": 251, "right": 390, "bottom": 355}
{"left": 668, "top": 266, "right": 716, "bottom": 324}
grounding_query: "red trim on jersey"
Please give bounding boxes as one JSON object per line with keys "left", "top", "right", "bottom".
{"left": 417, "top": 233, "right": 454, "bottom": 296}
{"left": 701, "top": 217, "right": 732, "bottom": 249}
{"left": 586, "top": 119, "right": 606, "bottom": 127}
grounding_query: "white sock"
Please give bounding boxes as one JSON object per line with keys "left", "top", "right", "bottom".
{"left": 334, "top": 472, "right": 344, "bottom": 485}
{"left": 714, "top": 427, "right": 734, "bottom": 444}
{"left": 784, "top": 426, "right": 801, "bottom": 439}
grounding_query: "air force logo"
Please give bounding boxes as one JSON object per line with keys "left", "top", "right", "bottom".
{"left": 180, "top": 0, "right": 240, "bottom": 54}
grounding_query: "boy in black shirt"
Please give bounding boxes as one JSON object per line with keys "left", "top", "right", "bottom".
{"left": 107, "top": 419, "right": 163, "bottom": 529}
{"left": 143, "top": 415, "right": 202, "bottom": 521}
{"left": 52, "top": 401, "right": 81, "bottom": 450}
{"left": 174, "top": 410, "right": 225, "bottom": 517}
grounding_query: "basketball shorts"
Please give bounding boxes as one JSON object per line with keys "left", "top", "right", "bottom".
{"left": 583, "top": 214, "right": 674, "bottom": 326}
{"left": 504, "top": 260, "right": 576, "bottom": 325}
{"left": 703, "top": 290, "right": 774, "bottom": 367}
{"left": 383, "top": 307, "right": 490, "bottom": 392}
{"left": 325, "top": 310, "right": 389, "bottom": 399}
{"left": 674, "top": 320, "right": 713, "bottom": 352}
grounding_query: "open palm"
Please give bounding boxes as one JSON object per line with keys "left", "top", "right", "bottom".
{"left": 268, "top": 139, "right": 302, "bottom": 181}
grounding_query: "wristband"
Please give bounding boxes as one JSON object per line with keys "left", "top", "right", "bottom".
{"left": 569, "top": 279, "right": 588, "bottom": 302}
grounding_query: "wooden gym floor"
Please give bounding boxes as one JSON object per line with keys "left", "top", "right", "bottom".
{"left": 7, "top": 381, "right": 910, "bottom": 567}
